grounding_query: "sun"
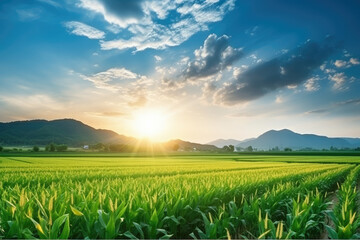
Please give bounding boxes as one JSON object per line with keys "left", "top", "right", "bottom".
{"left": 133, "top": 109, "right": 167, "bottom": 139}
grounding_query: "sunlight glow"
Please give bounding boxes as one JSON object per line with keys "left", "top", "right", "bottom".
{"left": 133, "top": 109, "right": 167, "bottom": 139}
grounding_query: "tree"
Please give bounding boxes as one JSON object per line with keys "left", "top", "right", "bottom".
{"left": 0, "top": 146, "right": 3, "bottom": 152}
{"left": 56, "top": 145, "right": 68, "bottom": 152}
{"left": 228, "top": 145, "right": 235, "bottom": 152}
{"left": 222, "top": 145, "right": 230, "bottom": 151}
{"left": 246, "top": 146, "right": 253, "bottom": 152}
{"left": 222, "top": 145, "right": 235, "bottom": 152}
{"left": 284, "top": 147, "right": 292, "bottom": 152}
{"left": 33, "top": 146, "right": 39, "bottom": 152}
{"left": 45, "top": 143, "right": 56, "bottom": 152}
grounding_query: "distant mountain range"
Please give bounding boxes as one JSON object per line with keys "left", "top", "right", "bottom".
{"left": 209, "top": 129, "right": 360, "bottom": 150}
{"left": 1, "top": 119, "right": 359, "bottom": 151}
{"left": 0, "top": 119, "right": 219, "bottom": 151}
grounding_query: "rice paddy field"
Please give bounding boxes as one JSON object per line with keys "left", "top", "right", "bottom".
{"left": 1, "top": 154, "right": 360, "bottom": 239}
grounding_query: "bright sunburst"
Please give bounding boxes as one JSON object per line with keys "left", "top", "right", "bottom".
{"left": 133, "top": 109, "right": 166, "bottom": 139}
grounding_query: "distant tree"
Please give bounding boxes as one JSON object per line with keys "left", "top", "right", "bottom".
{"left": 228, "top": 145, "right": 235, "bottom": 152}
{"left": 222, "top": 145, "right": 230, "bottom": 151}
{"left": 90, "top": 143, "right": 106, "bottom": 151}
{"left": 330, "top": 146, "right": 338, "bottom": 151}
{"left": 45, "top": 143, "right": 56, "bottom": 152}
{"left": 284, "top": 147, "right": 292, "bottom": 152}
{"left": 56, "top": 144, "right": 68, "bottom": 152}
{"left": 246, "top": 146, "right": 253, "bottom": 152}
{"left": 271, "top": 146, "right": 280, "bottom": 151}
{"left": 33, "top": 146, "right": 39, "bottom": 152}
{"left": 355, "top": 147, "right": 360, "bottom": 151}
{"left": 0, "top": 146, "right": 3, "bottom": 152}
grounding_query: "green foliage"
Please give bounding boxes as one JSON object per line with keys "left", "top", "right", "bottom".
{"left": 246, "top": 145, "right": 253, "bottom": 152}
{"left": 55, "top": 145, "right": 68, "bottom": 152}
{"left": 0, "top": 155, "right": 357, "bottom": 239}
{"left": 325, "top": 165, "right": 360, "bottom": 239}
{"left": 32, "top": 146, "right": 39, "bottom": 152}
{"left": 0, "top": 145, "right": 3, "bottom": 152}
{"left": 222, "top": 145, "right": 235, "bottom": 152}
{"left": 45, "top": 143, "right": 56, "bottom": 152}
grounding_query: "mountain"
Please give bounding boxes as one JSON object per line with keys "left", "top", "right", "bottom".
{"left": 236, "top": 129, "right": 358, "bottom": 150}
{"left": 207, "top": 138, "right": 255, "bottom": 148}
{"left": 0, "top": 119, "right": 220, "bottom": 151}
{"left": 0, "top": 119, "right": 136, "bottom": 146}
{"left": 342, "top": 138, "right": 360, "bottom": 146}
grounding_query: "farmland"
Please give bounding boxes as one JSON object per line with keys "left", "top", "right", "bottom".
{"left": 1, "top": 154, "right": 360, "bottom": 239}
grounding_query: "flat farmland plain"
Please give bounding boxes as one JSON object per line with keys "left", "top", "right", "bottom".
{"left": 1, "top": 154, "right": 360, "bottom": 239}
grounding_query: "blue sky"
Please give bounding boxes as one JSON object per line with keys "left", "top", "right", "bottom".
{"left": 0, "top": 0, "right": 360, "bottom": 142}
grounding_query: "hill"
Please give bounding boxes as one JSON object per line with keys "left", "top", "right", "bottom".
{"left": 236, "top": 129, "right": 358, "bottom": 150}
{"left": 0, "top": 119, "right": 135, "bottom": 146}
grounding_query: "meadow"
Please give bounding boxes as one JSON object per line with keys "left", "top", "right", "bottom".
{"left": 1, "top": 153, "right": 360, "bottom": 239}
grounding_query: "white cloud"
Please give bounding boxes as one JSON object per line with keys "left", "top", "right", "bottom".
{"left": 350, "top": 58, "right": 360, "bottom": 65}
{"left": 154, "top": 55, "right": 162, "bottom": 61}
{"left": 334, "top": 59, "right": 347, "bottom": 68}
{"left": 329, "top": 72, "right": 347, "bottom": 90}
{"left": 334, "top": 58, "right": 359, "bottom": 68}
{"left": 304, "top": 77, "right": 320, "bottom": 91}
{"left": 81, "top": 68, "right": 138, "bottom": 91}
{"left": 80, "top": 68, "right": 153, "bottom": 107}
{"left": 65, "top": 21, "right": 105, "bottom": 39}
{"left": 79, "top": 0, "right": 236, "bottom": 51}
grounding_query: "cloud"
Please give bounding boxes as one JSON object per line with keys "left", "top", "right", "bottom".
{"left": 329, "top": 72, "right": 347, "bottom": 90}
{"left": 154, "top": 55, "right": 162, "bottom": 61}
{"left": 306, "top": 98, "right": 360, "bottom": 115}
{"left": 37, "top": 0, "right": 61, "bottom": 8}
{"left": 334, "top": 57, "right": 360, "bottom": 68}
{"left": 16, "top": 8, "right": 42, "bottom": 21}
{"left": 79, "top": 0, "right": 236, "bottom": 51}
{"left": 81, "top": 68, "right": 138, "bottom": 91}
{"left": 304, "top": 76, "right": 320, "bottom": 91}
{"left": 64, "top": 21, "right": 105, "bottom": 39}
{"left": 80, "top": 68, "right": 153, "bottom": 107}
{"left": 214, "top": 39, "right": 338, "bottom": 105}
{"left": 78, "top": 0, "right": 145, "bottom": 28}
{"left": 350, "top": 58, "right": 360, "bottom": 65}
{"left": 334, "top": 59, "right": 347, "bottom": 68}
{"left": 182, "top": 34, "right": 243, "bottom": 80}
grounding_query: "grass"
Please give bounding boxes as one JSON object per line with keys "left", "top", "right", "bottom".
{"left": 1, "top": 153, "right": 360, "bottom": 239}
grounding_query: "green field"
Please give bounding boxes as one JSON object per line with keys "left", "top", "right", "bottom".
{"left": 1, "top": 154, "right": 360, "bottom": 239}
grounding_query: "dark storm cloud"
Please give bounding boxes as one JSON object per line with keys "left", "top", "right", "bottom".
{"left": 183, "top": 34, "right": 243, "bottom": 80}
{"left": 215, "top": 38, "right": 339, "bottom": 105}
{"left": 99, "top": 0, "right": 144, "bottom": 19}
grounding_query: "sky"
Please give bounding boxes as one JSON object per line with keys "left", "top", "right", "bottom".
{"left": 0, "top": 0, "right": 360, "bottom": 143}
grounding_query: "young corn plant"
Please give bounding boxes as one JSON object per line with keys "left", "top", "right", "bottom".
{"left": 326, "top": 165, "right": 360, "bottom": 239}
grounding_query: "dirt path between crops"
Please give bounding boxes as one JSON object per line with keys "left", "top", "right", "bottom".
{"left": 321, "top": 190, "right": 338, "bottom": 239}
